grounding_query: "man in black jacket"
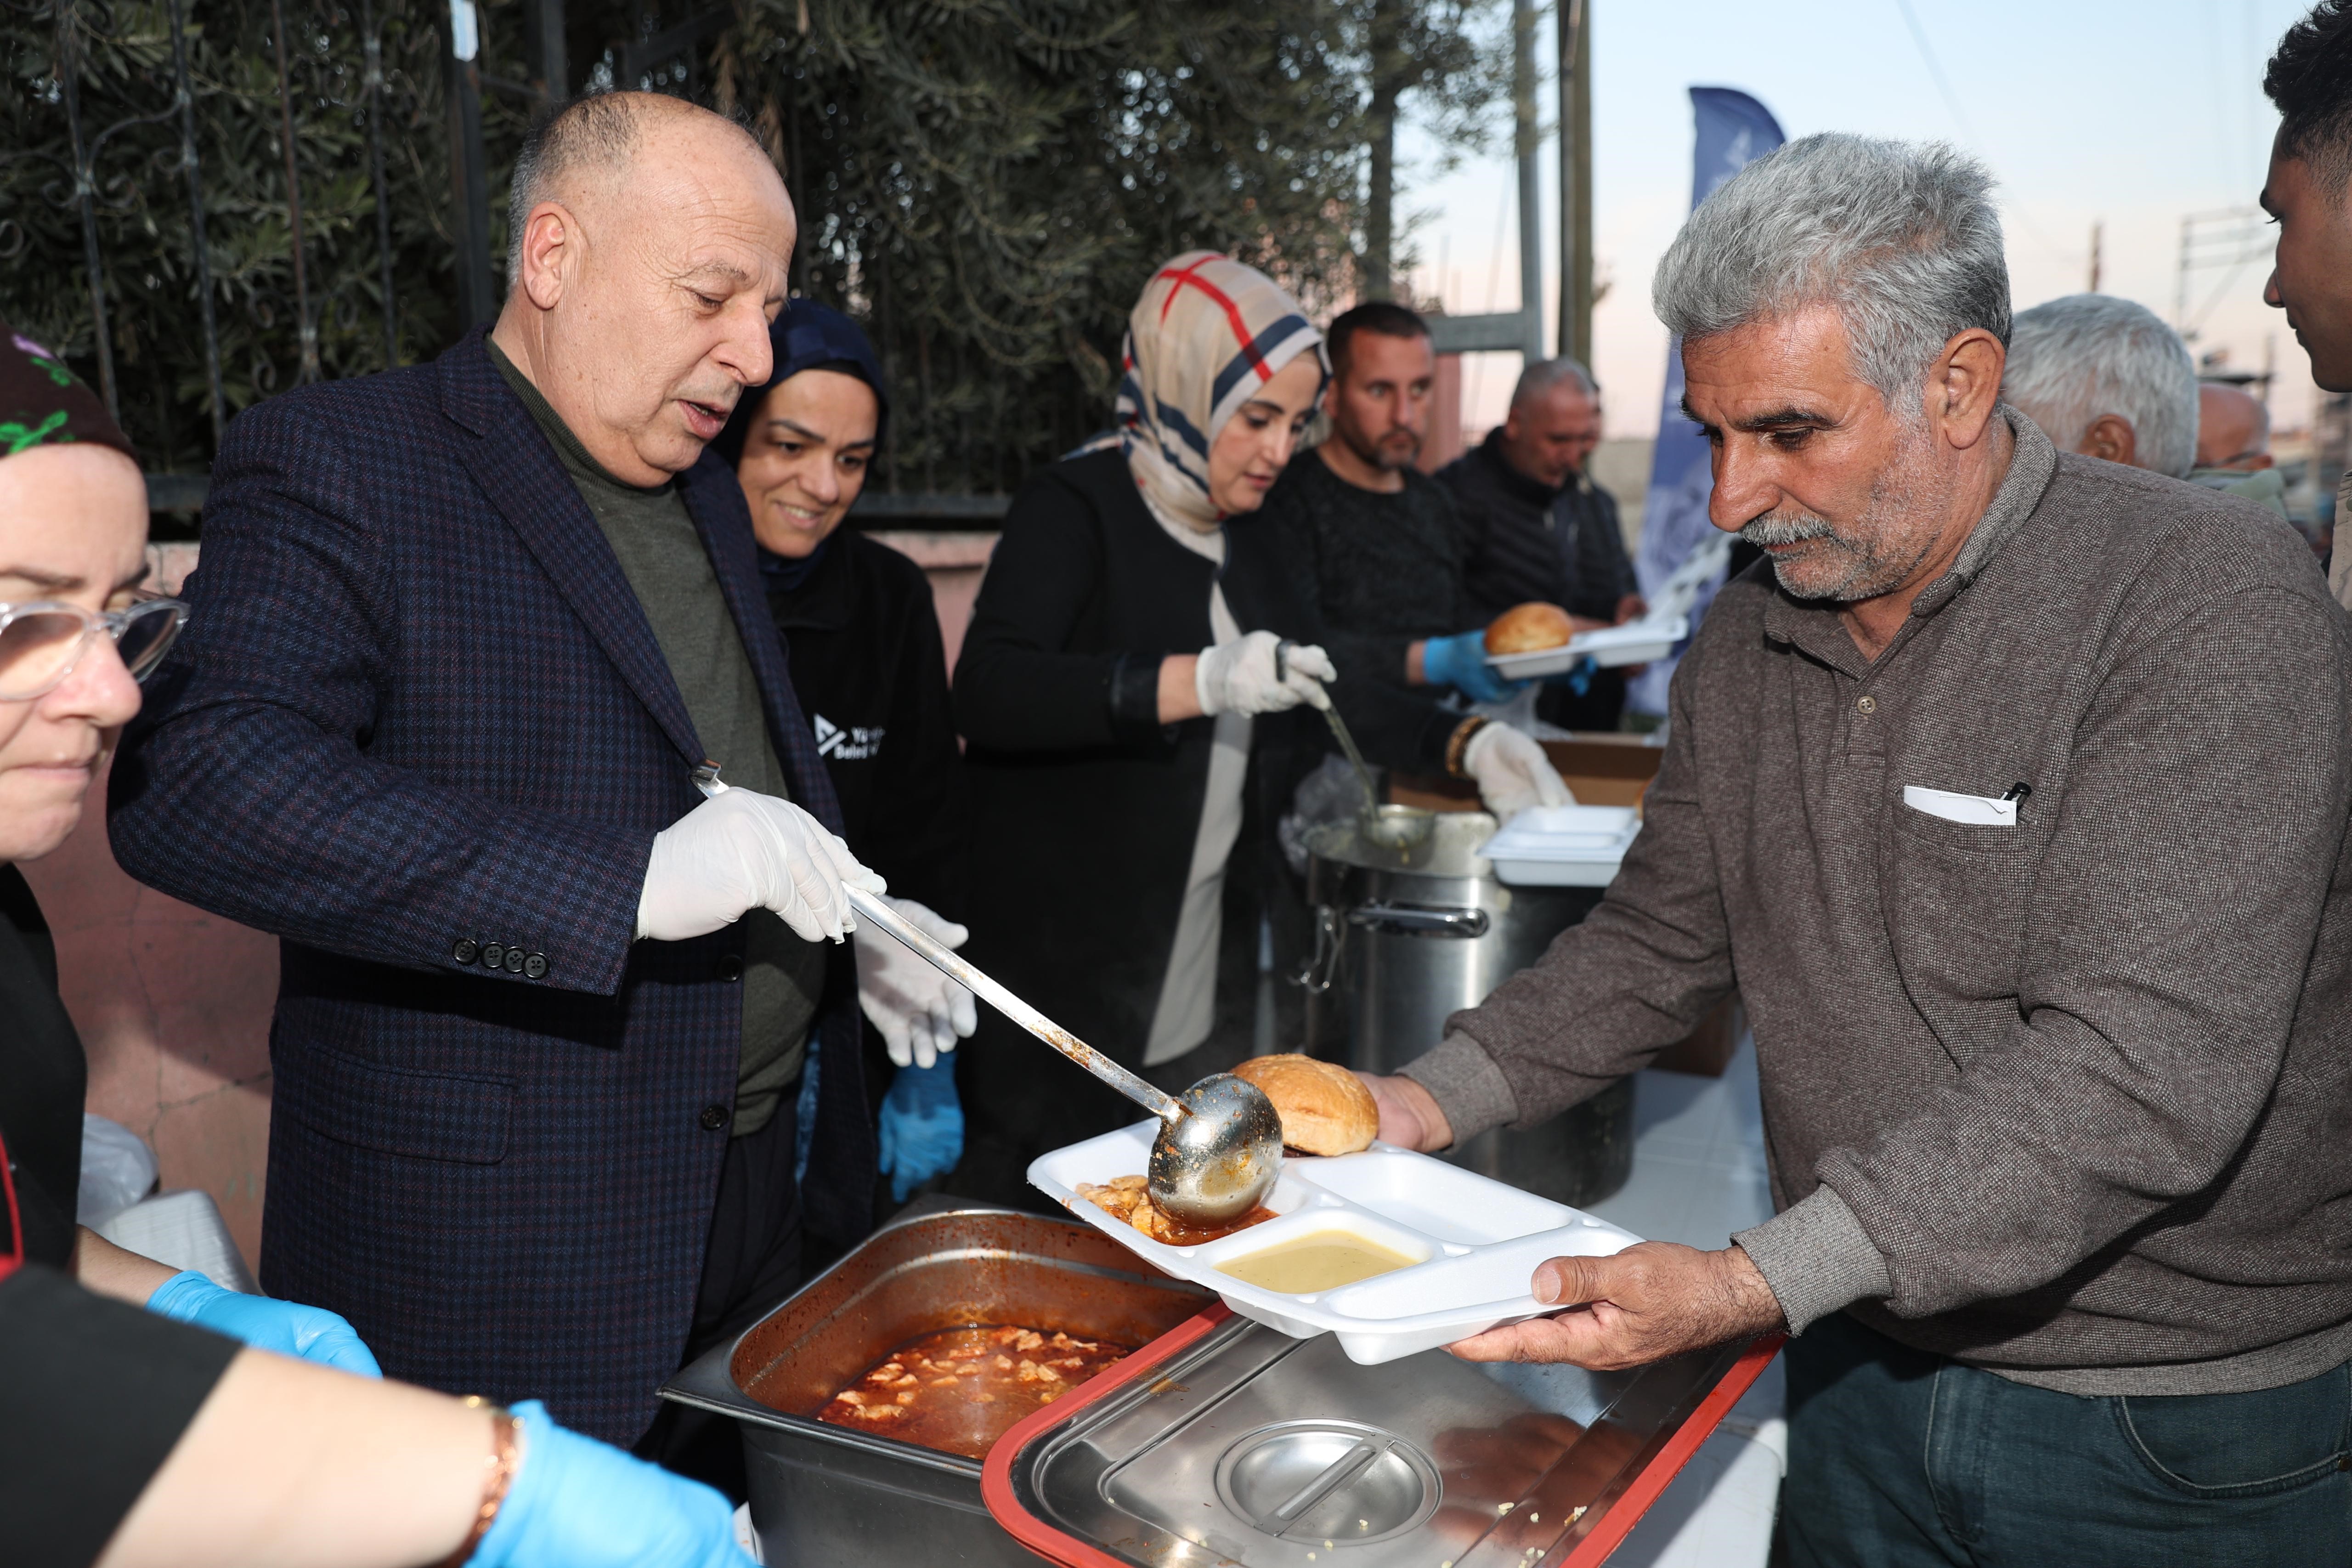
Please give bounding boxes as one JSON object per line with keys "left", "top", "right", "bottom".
{"left": 1260, "top": 302, "right": 1510, "bottom": 702}
{"left": 1438, "top": 359, "right": 1645, "bottom": 728}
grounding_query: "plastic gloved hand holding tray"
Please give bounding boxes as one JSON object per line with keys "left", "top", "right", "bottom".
{"left": 1031, "top": 1122, "right": 1641, "bottom": 1364}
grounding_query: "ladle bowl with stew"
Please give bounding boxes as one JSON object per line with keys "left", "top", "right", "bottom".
{"left": 693, "top": 763, "right": 1286, "bottom": 1225}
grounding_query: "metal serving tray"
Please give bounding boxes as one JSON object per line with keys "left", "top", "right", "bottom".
{"left": 659, "top": 1205, "right": 1214, "bottom": 1568}
{"left": 985, "top": 1307, "right": 1781, "bottom": 1568}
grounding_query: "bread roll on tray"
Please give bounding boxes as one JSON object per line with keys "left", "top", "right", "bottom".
{"left": 1483, "top": 601, "right": 1577, "bottom": 656}
{"left": 1232, "top": 1054, "right": 1379, "bottom": 1156}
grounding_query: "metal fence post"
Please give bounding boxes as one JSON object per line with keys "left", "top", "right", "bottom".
{"left": 360, "top": 0, "right": 400, "bottom": 368}
{"left": 446, "top": 0, "right": 495, "bottom": 330}
{"left": 167, "top": 0, "right": 226, "bottom": 446}
{"left": 524, "top": 0, "right": 565, "bottom": 102}
{"left": 267, "top": 0, "right": 319, "bottom": 382}
{"left": 53, "top": 0, "right": 118, "bottom": 419}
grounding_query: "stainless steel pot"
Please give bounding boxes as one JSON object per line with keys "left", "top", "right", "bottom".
{"left": 1300, "top": 812, "right": 1631, "bottom": 1207}
{"left": 659, "top": 1205, "right": 1213, "bottom": 1566}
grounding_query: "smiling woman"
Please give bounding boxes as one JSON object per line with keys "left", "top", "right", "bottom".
{"left": 711, "top": 298, "right": 979, "bottom": 1210}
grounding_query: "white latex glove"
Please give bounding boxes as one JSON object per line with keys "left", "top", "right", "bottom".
{"left": 636, "top": 788, "right": 884, "bottom": 945}
{"left": 1463, "top": 721, "right": 1574, "bottom": 823}
{"left": 855, "top": 897, "right": 980, "bottom": 1068}
{"left": 1196, "top": 631, "right": 1336, "bottom": 715}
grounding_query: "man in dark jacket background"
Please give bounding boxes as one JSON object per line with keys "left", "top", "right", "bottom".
{"left": 1439, "top": 359, "right": 1646, "bottom": 728}
{"left": 106, "top": 91, "right": 890, "bottom": 1486}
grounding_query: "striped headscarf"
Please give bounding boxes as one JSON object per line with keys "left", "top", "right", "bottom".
{"left": 1115, "top": 251, "right": 1323, "bottom": 536}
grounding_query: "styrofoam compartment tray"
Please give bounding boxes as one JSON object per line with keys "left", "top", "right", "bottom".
{"left": 1481, "top": 803, "right": 1641, "bottom": 887}
{"left": 1030, "top": 1121, "right": 1641, "bottom": 1365}
{"left": 1485, "top": 613, "right": 1689, "bottom": 678}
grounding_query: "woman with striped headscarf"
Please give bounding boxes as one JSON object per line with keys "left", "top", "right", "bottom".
{"left": 946, "top": 254, "right": 1567, "bottom": 1206}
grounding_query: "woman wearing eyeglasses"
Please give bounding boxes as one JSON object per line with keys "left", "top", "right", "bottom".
{"left": 0, "top": 327, "right": 753, "bottom": 1568}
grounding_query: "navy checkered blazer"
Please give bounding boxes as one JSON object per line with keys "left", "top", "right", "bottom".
{"left": 109, "top": 330, "right": 876, "bottom": 1445}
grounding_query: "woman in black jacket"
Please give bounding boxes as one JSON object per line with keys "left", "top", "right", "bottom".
{"left": 713, "top": 300, "right": 973, "bottom": 1206}
{"left": 947, "top": 254, "right": 1567, "bottom": 1207}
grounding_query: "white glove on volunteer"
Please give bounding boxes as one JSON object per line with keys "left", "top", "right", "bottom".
{"left": 854, "top": 897, "right": 979, "bottom": 1068}
{"left": 636, "top": 788, "right": 884, "bottom": 945}
{"left": 1463, "top": 721, "right": 1574, "bottom": 822}
{"left": 1196, "top": 631, "right": 1335, "bottom": 715}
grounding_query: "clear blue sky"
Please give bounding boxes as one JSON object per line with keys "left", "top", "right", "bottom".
{"left": 1401, "top": 0, "right": 2316, "bottom": 438}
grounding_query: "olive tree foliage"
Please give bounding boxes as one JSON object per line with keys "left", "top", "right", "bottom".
{"left": 712, "top": 0, "right": 1377, "bottom": 495}
{"left": 0, "top": 0, "right": 531, "bottom": 475}
{"left": 3, "top": 0, "right": 1494, "bottom": 497}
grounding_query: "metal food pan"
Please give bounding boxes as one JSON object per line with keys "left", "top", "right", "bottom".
{"left": 659, "top": 1204, "right": 1214, "bottom": 1567}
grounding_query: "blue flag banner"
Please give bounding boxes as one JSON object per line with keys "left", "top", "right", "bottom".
{"left": 1626, "top": 87, "right": 1786, "bottom": 717}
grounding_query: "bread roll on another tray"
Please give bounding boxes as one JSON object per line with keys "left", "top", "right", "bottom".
{"left": 1483, "top": 601, "right": 1577, "bottom": 655}
{"left": 1231, "top": 1054, "right": 1379, "bottom": 1156}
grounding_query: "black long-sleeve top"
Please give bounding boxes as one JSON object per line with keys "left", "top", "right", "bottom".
{"left": 1, "top": 867, "right": 241, "bottom": 1567}
{"left": 765, "top": 532, "right": 969, "bottom": 921}
{"left": 953, "top": 451, "right": 1456, "bottom": 1061}
{"left": 1260, "top": 448, "right": 1478, "bottom": 690}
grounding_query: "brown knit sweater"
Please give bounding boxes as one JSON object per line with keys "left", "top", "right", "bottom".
{"left": 1403, "top": 411, "right": 2352, "bottom": 1395}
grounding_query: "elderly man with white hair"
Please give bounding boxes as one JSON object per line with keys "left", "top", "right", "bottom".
{"left": 1359, "top": 133, "right": 2352, "bottom": 1563}
{"left": 2000, "top": 292, "right": 2200, "bottom": 477}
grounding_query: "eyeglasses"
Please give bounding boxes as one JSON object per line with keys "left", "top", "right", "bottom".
{"left": 0, "top": 593, "right": 188, "bottom": 702}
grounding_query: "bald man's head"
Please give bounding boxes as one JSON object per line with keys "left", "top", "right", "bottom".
{"left": 491, "top": 91, "right": 794, "bottom": 485}
{"left": 503, "top": 91, "right": 766, "bottom": 280}
{"left": 2195, "top": 383, "right": 2273, "bottom": 471}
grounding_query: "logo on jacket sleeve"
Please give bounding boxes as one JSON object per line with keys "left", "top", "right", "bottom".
{"left": 813, "top": 714, "right": 883, "bottom": 761}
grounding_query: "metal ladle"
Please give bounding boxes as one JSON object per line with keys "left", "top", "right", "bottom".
{"left": 1316, "top": 699, "right": 1434, "bottom": 854}
{"left": 692, "top": 765, "right": 1283, "bottom": 1225}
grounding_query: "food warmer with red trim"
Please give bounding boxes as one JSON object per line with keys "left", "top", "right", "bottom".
{"left": 659, "top": 1204, "right": 1779, "bottom": 1567}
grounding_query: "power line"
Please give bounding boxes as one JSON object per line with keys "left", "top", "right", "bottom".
{"left": 1888, "top": 0, "right": 2075, "bottom": 269}
{"left": 1890, "top": 0, "right": 1980, "bottom": 148}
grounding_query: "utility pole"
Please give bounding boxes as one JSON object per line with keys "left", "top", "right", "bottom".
{"left": 1555, "top": 0, "right": 1590, "bottom": 364}
{"left": 2087, "top": 220, "right": 2102, "bottom": 293}
{"left": 446, "top": 0, "right": 495, "bottom": 330}
{"left": 1512, "top": 0, "right": 1544, "bottom": 365}
{"left": 1425, "top": 0, "right": 1547, "bottom": 363}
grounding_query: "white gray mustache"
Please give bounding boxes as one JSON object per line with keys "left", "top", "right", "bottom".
{"left": 1740, "top": 514, "right": 1837, "bottom": 546}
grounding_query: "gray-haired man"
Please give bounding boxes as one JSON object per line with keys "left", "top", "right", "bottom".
{"left": 1361, "top": 133, "right": 2352, "bottom": 1562}
{"left": 2000, "top": 293, "right": 2200, "bottom": 478}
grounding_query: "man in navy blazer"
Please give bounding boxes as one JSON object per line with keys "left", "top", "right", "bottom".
{"left": 107, "top": 93, "right": 936, "bottom": 1459}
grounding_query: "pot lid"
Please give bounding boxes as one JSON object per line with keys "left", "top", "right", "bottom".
{"left": 984, "top": 1307, "right": 1780, "bottom": 1568}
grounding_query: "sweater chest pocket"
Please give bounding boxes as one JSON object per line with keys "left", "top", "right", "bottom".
{"left": 1888, "top": 806, "right": 2040, "bottom": 1004}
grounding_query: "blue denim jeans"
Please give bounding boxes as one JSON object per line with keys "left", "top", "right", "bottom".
{"left": 1778, "top": 1311, "right": 2352, "bottom": 1567}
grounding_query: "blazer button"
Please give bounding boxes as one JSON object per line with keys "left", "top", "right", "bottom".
{"left": 503, "top": 948, "right": 526, "bottom": 974}
{"left": 453, "top": 938, "right": 479, "bottom": 964}
{"left": 699, "top": 1104, "right": 730, "bottom": 1132}
{"left": 524, "top": 953, "right": 548, "bottom": 979}
{"left": 718, "top": 955, "right": 744, "bottom": 983}
{"left": 481, "top": 942, "right": 505, "bottom": 969}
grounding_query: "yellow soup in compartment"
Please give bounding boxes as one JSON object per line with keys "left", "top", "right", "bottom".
{"left": 1215, "top": 1231, "right": 1422, "bottom": 1294}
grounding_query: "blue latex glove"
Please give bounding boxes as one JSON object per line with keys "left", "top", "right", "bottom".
{"left": 877, "top": 1059, "right": 964, "bottom": 1205}
{"left": 1544, "top": 655, "right": 1598, "bottom": 696}
{"left": 474, "top": 1400, "right": 755, "bottom": 1568}
{"left": 146, "top": 1270, "right": 382, "bottom": 1376}
{"left": 1419, "top": 630, "right": 1528, "bottom": 703}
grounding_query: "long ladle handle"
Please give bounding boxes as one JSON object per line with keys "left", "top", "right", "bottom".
{"left": 691, "top": 760, "right": 1185, "bottom": 1124}
{"left": 842, "top": 885, "right": 1184, "bottom": 1124}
